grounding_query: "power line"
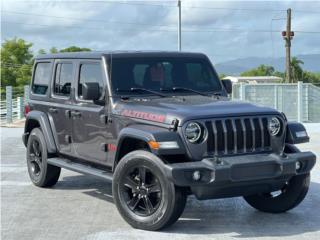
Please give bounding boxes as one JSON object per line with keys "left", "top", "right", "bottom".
{"left": 4, "top": 1, "right": 176, "bottom": 7}
{"left": 1, "top": 10, "right": 176, "bottom": 28}
{"left": 294, "top": 10, "right": 320, "bottom": 14}
{"left": 5, "top": 1, "right": 320, "bottom": 14}
{"left": 182, "top": 5, "right": 286, "bottom": 12}
{"left": 295, "top": 31, "right": 320, "bottom": 34}
{"left": 3, "top": 20, "right": 320, "bottom": 35}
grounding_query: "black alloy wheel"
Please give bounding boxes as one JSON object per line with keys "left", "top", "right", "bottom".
{"left": 29, "top": 139, "right": 43, "bottom": 179}
{"left": 120, "top": 166, "right": 162, "bottom": 216}
{"left": 27, "top": 128, "right": 61, "bottom": 187}
{"left": 112, "top": 150, "right": 187, "bottom": 231}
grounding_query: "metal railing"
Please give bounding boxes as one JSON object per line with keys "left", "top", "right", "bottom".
{"left": 232, "top": 82, "right": 320, "bottom": 123}
{"left": 0, "top": 85, "right": 30, "bottom": 124}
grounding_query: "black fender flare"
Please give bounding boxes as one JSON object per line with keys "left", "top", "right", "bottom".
{"left": 23, "top": 111, "right": 57, "bottom": 153}
{"left": 284, "top": 143, "right": 301, "bottom": 153}
{"left": 114, "top": 125, "right": 187, "bottom": 168}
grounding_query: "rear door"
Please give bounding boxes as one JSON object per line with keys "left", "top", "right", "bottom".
{"left": 71, "top": 60, "right": 110, "bottom": 166}
{"left": 49, "top": 60, "right": 75, "bottom": 155}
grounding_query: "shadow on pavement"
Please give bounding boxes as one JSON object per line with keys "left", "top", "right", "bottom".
{"left": 53, "top": 175, "right": 114, "bottom": 203}
{"left": 54, "top": 174, "right": 320, "bottom": 238}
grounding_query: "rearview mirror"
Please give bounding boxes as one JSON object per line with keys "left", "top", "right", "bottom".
{"left": 222, "top": 79, "right": 232, "bottom": 94}
{"left": 82, "top": 82, "right": 100, "bottom": 101}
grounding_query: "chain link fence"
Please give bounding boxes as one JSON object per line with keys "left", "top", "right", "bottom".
{"left": 232, "top": 82, "right": 320, "bottom": 122}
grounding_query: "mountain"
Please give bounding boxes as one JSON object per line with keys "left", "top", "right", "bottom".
{"left": 214, "top": 54, "right": 320, "bottom": 75}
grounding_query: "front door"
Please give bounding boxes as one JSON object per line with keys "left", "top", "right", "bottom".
{"left": 49, "top": 60, "right": 75, "bottom": 155}
{"left": 71, "top": 60, "right": 111, "bottom": 166}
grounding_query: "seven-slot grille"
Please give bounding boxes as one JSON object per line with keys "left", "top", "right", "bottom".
{"left": 205, "top": 116, "right": 272, "bottom": 155}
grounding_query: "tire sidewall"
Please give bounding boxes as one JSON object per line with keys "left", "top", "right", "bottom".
{"left": 27, "top": 128, "right": 49, "bottom": 186}
{"left": 112, "top": 150, "right": 177, "bottom": 230}
{"left": 244, "top": 173, "right": 310, "bottom": 213}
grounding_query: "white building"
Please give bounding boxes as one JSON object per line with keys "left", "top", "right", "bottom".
{"left": 223, "top": 76, "right": 283, "bottom": 84}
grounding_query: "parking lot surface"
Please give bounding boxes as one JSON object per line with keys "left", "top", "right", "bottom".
{"left": 1, "top": 125, "right": 320, "bottom": 240}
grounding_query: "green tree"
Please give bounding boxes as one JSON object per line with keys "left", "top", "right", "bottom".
{"left": 1, "top": 37, "right": 33, "bottom": 86}
{"left": 59, "top": 46, "right": 91, "bottom": 52}
{"left": 50, "top": 47, "right": 58, "bottom": 53}
{"left": 302, "top": 71, "right": 320, "bottom": 84}
{"left": 290, "top": 57, "right": 304, "bottom": 83}
{"left": 38, "top": 49, "right": 46, "bottom": 55}
{"left": 240, "top": 64, "right": 275, "bottom": 77}
{"left": 219, "top": 73, "right": 227, "bottom": 79}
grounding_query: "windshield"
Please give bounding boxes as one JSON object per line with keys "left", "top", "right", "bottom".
{"left": 110, "top": 56, "right": 222, "bottom": 95}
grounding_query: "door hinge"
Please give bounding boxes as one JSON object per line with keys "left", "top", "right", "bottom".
{"left": 65, "top": 135, "right": 72, "bottom": 143}
{"left": 100, "top": 115, "right": 112, "bottom": 124}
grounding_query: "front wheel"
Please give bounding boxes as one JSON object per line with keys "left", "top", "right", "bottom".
{"left": 27, "top": 128, "right": 61, "bottom": 187}
{"left": 112, "top": 150, "right": 187, "bottom": 231}
{"left": 244, "top": 173, "right": 310, "bottom": 213}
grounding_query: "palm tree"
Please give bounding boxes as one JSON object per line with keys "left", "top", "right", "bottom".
{"left": 290, "top": 57, "right": 304, "bottom": 83}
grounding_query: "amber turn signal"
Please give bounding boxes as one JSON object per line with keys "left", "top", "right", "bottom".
{"left": 148, "top": 141, "right": 160, "bottom": 150}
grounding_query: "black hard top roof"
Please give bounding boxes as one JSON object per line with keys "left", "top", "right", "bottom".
{"left": 35, "top": 51, "right": 207, "bottom": 60}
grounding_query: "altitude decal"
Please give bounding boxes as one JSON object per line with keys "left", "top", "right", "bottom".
{"left": 121, "top": 109, "right": 166, "bottom": 123}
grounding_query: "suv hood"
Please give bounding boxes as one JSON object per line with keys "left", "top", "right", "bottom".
{"left": 113, "top": 95, "right": 280, "bottom": 126}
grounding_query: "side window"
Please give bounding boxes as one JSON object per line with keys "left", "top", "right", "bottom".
{"left": 32, "top": 62, "right": 51, "bottom": 95}
{"left": 54, "top": 63, "right": 73, "bottom": 97}
{"left": 78, "top": 63, "right": 103, "bottom": 98}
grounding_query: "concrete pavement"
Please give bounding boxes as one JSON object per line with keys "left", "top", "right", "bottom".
{"left": 1, "top": 125, "right": 320, "bottom": 240}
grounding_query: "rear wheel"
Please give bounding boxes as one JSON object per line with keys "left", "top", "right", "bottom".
{"left": 244, "top": 173, "right": 310, "bottom": 213}
{"left": 27, "top": 128, "right": 61, "bottom": 187}
{"left": 112, "top": 150, "right": 187, "bottom": 231}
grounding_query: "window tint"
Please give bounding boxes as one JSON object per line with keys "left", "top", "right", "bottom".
{"left": 78, "top": 63, "right": 103, "bottom": 98}
{"left": 32, "top": 62, "right": 51, "bottom": 95}
{"left": 111, "top": 57, "right": 221, "bottom": 94}
{"left": 186, "top": 63, "right": 213, "bottom": 89}
{"left": 54, "top": 63, "right": 73, "bottom": 97}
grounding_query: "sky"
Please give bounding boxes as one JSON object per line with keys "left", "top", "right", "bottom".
{"left": 1, "top": 0, "right": 320, "bottom": 64}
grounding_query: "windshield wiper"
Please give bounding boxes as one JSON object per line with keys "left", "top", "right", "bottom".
{"left": 116, "top": 87, "right": 166, "bottom": 98}
{"left": 171, "top": 87, "right": 211, "bottom": 97}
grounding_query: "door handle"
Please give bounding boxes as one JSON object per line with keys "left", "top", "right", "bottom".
{"left": 71, "top": 111, "right": 81, "bottom": 118}
{"left": 65, "top": 110, "right": 72, "bottom": 118}
{"left": 49, "top": 107, "right": 58, "bottom": 113}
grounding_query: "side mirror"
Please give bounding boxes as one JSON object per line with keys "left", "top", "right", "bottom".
{"left": 222, "top": 79, "right": 232, "bottom": 94}
{"left": 82, "top": 82, "right": 100, "bottom": 101}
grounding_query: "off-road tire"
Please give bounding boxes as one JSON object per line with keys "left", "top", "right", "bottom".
{"left": 112, "top": 150, "right": 187, "bottom": 231}
{"left": 244, "top": 173, "right": 310, "bottom": 213}
{"left": 27, "top": 128, "right": 61, "bottom": 187}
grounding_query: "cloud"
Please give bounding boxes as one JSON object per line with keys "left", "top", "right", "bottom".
{"left": 1, "top": 0, "right": 319, "bottom": 63}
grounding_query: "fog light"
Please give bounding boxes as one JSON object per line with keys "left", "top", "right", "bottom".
{"left": 295, "top": 161, "right": 302, "bottom": 170}
{"left": 192, "top": 171, "right": 201, "bottom": 181}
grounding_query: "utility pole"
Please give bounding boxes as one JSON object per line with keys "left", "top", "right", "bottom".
{"left": 178, "top": 0, "right": 181, "bottom": 51}
{"left": 282, "top": 8, "right": 294, "bottom": 83}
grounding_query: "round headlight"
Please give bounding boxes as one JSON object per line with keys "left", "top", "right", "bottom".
{"left": 185, "top": 122, "right": 202, "bottom": 143}
{"left": 268, "top": 117, "right": 281, "bottom": 136}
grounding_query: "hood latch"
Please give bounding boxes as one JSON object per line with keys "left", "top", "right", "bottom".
{"left": 169, "top": 118, "right": 179, "bottom": 131}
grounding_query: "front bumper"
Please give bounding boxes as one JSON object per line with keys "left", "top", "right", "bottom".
{"left": 165, "top": 152, "right": 316, "bottom": 200}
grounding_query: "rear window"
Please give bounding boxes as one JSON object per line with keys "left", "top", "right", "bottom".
{"left": 32, "top": 62, "right": 52, "bottom": 95}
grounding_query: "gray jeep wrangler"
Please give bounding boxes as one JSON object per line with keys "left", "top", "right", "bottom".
{"left": 23, "top": 51, "right": 316, "bottom": 231}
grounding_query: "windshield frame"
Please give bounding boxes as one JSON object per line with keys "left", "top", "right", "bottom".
{"left": 107, "top": 54, "right": 224, "bottom": 97}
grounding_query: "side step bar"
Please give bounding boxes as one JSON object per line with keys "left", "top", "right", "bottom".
{"left": 47, "top": 157, "right": 113, "bottom": 182}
